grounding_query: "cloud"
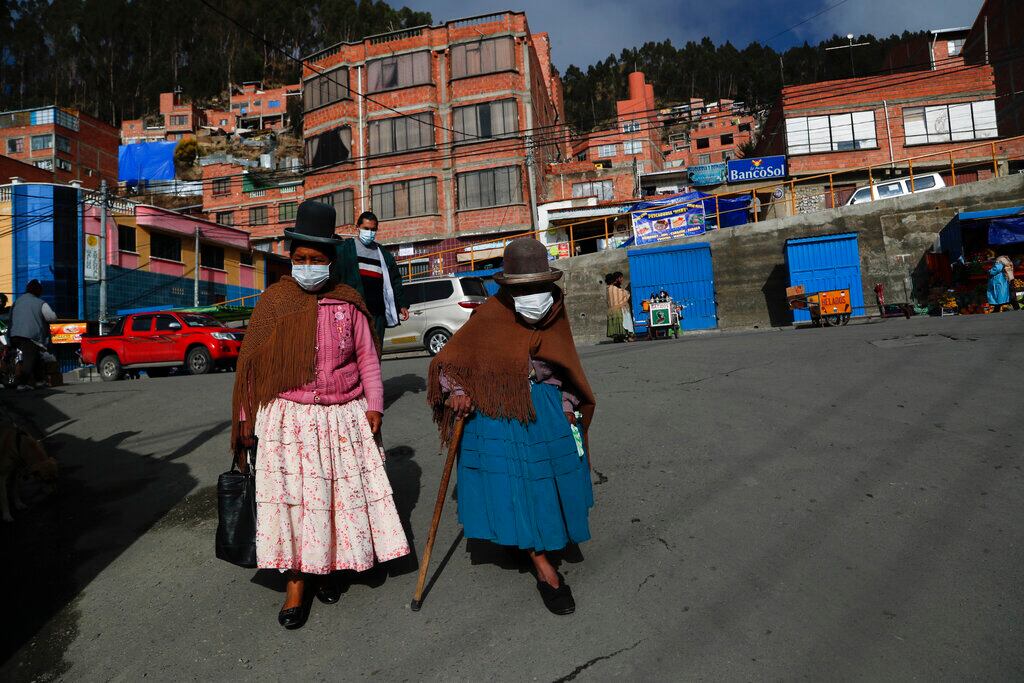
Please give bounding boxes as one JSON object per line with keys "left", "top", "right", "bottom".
{"left": 397, "top": 0, "right": 983, "bottom": 69}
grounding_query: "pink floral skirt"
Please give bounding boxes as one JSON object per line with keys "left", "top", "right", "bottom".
{"left": 253, "top": 397, "right": 410, "bottom": 574}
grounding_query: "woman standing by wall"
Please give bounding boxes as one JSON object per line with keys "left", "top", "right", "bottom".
{"left": 605, "top": 271, "right": 633, "bottom": 342}
{"left": 230, "top": 201, "right": 409, "bottom": 630}
{"left": 988, "top": 255, "right": 1013, "bottom": 312}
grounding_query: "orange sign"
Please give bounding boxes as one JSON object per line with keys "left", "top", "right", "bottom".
{"left": 818, "top": 290, "right": 851, "bottom": 314}
{"left": 50, "top": 322, "right": 88, "bottom": 344}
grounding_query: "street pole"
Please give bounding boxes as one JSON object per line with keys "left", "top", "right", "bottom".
{"left": 98, "top": 179, "right": 108, "bottom": 334}
{"left": 525, "top": 135, "right": 539, "bottom": 232}
{"left": 193, "top": 227, "right": 200, "bottom": 306}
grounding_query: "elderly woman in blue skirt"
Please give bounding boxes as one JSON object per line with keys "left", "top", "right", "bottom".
{"left": 427, "top": 238, "right": 596, "bottom": 615}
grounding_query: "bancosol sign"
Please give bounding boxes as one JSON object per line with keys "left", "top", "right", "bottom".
{"left": 726, "top": 156, "right": 787, "bottom": 183}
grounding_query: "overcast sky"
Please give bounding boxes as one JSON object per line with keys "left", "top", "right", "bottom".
{"left": 401, "top": 0, "right": 981, "bottom": 71}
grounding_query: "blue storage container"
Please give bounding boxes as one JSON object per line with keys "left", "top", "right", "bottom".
{"left": 785, "top": 232, "right": 866, "bottom": 322}
{"left": 627, "top": 242, "right": 717, "bottom": 331}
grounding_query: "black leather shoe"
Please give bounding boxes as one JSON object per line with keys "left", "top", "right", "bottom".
{"left": 536, "top": 573, "right": 575, "bottom": 615}
{"left": 316, "top": 581, "right": 342, "bottom": 605}
{"left": 278, "top": 606, "right": 307, "bottom": 630}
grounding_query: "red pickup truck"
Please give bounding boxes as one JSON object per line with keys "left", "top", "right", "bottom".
{"left": 80, "top": 311, "right": 243, "bottom": 381}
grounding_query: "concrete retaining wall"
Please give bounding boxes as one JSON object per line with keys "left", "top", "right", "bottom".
{"left": 555, "top": 174, "right": 1024, "bottom": 342}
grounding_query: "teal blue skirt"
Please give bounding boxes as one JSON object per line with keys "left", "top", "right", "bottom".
{"left": 457, "top": 381, "right": 593, "bottom": 551}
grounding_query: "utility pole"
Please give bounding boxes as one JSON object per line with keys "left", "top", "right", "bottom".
{"left": 193, "top": 227, "right": 200, "bottom": 306}
{"left": 826, "top": 34, "right": 870, "bottom": 77}
{"left": 524, "top": 135, "right": 539, "bottom": 232}
{"left": 779, "top": 55, "right": 785, "bottom": 85}
{"left": 98, "top": 179, "right": 108, "bottom": 334}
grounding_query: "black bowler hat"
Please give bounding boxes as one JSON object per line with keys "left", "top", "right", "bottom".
{"left": 283, "top": 201, "right": 343, "bottom": 245}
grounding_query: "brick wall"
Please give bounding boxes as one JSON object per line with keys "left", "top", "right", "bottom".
{"left": 965, "top": 0, "right": 1024, "bottom": 138}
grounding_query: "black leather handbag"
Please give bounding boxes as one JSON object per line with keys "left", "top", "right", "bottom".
{"left": 215, "top": 442, "right": 257, "bottom": 568}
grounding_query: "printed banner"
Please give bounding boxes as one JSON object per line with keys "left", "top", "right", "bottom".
{"left": 84, "top": 234, "right": 101, "bottom": 281}
{"left": 726, "top": 156, "right": 787, "bottom": 183}
{"left": 631, "top": 199, "right": 706, "bottom": 246}
{"left": 50, "top": 322, "right": 88, "bottom": 344}
{"left": 687, "top": 162, "right": 728, "bottom": 186}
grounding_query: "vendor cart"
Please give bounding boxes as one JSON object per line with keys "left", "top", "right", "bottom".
{"left": 642, "top": 292, "right": 683, "bottom": 339}
{"left": 787, "top": 285, "right": 852, "bottom": 326}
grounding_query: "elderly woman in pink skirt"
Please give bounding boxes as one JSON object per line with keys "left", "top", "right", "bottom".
{"left": 231, "top": 201, "right": 409, "bottom": 629}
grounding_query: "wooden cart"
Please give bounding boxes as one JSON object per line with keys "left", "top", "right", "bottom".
{"left": 787, "top": 285, "right": 852, "bottom": 327}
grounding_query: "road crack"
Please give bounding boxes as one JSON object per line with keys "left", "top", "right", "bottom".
{"left": 551, "top": 640, "right": 643, "bottom": 682}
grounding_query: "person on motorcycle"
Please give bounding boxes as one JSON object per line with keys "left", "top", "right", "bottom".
{"left": 9, "top": 280, "right": 56, "bottom": 391}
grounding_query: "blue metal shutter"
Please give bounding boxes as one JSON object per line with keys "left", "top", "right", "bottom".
{"left": 627, "top": 242, "right": 717, "bottom": 331}
{"left": 785, "top": 233, "right": 866, "bottom": 322}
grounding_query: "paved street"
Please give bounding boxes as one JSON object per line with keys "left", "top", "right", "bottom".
{"left": 2, "top": 313, "right": 1023, "bottom": 681}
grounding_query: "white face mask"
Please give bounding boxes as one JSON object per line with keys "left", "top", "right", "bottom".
{"left": 358, "top": 229, "right": 377, "bottom": 246}
{"left": 513, "top": 291, "right": 554, "bottom": 322}
{"left": 292, "top": 264, "right": 331, "bottom": 291}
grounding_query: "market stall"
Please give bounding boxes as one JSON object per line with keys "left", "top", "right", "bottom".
{"left": 929, "top": 206, "right": 1024, "bottom": 314}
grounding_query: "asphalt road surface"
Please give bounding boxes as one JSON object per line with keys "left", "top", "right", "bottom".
{"left": 2, "top": 313, "right": 1022, "bottom": 681}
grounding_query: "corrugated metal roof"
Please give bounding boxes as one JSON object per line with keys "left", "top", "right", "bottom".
{"left": 958, "top": 206, "right": 1024, "bottom": 221}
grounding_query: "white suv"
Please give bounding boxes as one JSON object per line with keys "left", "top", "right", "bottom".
{"left": 845, "top": 172, "right": 946, "bottom": 206}
{"left": 384, "top": 276, "right": 489, "bottom": 355}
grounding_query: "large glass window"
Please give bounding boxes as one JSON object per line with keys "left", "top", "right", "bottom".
{"left": 303, "top": 66, "right": 349, "bottom": 110}
{"left": 597, "top": 144, "right": 617, "bottom": 158}
{"left": 696, "top": 137, "right": 710, "bottom": 149}
{"left": 453, "top": 99, "right": 518, "bottom": 142}
{"left": 55, "top": 135, "right": 71, "bottom": 153}
{"left": 903, "top": 101, "right": 997, "bottom": 145}
{"left": 249, "top": 206, "right": 268, "bottom": 226}
{"left": 6, "top": 137, "right": 23, "bottom": 153}
{"left": 150, "top": 232, "right": 182, "bottom": 261}
{"left": 371, "top": 177, "right": 438, "bottom": 220}
{"left": 31, "top": 134, "right": 52, "bottom": 151}
{"left": 451, "top": 37, "right": 515, "bottom": 79}
{"left": 304, "top": 127, "right": 352, "bottom": 168}
{"left": 369, "top": 112, "right": 434, "bottom": 155}
{"left": 278, "top": 202, "right": 297, "bottom": 222}
{"left": 367, "top": 52, "right": 431, "bottom": 92}
{"left": 212, "top": 177, "right": 230, "bottom": 195}
{"left": 215, "top": 211, "right": 234, "bottom": 226}
{"left": 622, "top": 120, "right": 641, "bottom": 133}
{"left": 316, "top": 189, "right": 355, "bottom": 227}
{"left": 572, "top": 181, "right": 614, "bottom": 201}
{"left": 456, "top": 166, "right": 522, "bottom": 210}
{"left": 622, "top": 140, "right": 642, "bottom": 155}
{"left": 785, "top": 111, "right": 877, "bottom": 155}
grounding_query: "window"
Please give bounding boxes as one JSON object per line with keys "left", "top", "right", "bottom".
{"left": 118, "top": 225, "right": 137, "bottom": 252}
{"left": 169, "top": 115, "right": 188, "bottom": 126}
{"left": 303, "top": 66, "right": 349, "bottom": 110}
{"left": 278, "top": 202, "right": 297, "bottom": 222}
{"left": 268, "top": 99, "right": 280, "bottom": 109}
{"left": 453, "top": 100, "right": 518, "bottom": 142}
{"left": 721, "top": 151, "right": 734, "bottom": 161}
{"left": 369, "top": 112, "right": 434, "bottom": 155}
{"left": 696, "top": 137, "right": 710, "bottom": 149}
{"left": 317, "top": 189, "right": 355, "bottom": 227}
{"left": 460, "top": 277, "right": 487, "bottom": 298}
{"left": 597, "top": 144, "right": 617, "bottom": 158}
{"left": 367, "top": 51, "right": 431, "bottom": 92}
{"left": 697, "top": 153, "right": 711, "bottom": 164}
{"left": 451, "top": 37, "right": 514, "bottom": 79}
{"left": 910, "top": 175, "right": 937, "bottom": 191}
{"left": 216, "top": 211, "right": 234, "bottom": 226}
{"left": 249, "top": 206, "right": 268, "bottom": 226}
{"left": 572, "top": 180, "right": 614, "bottom": 201}
{"left": 738, "top": 122, "right": 751, "bottom": 132}
{"left": 240, "top": 250, "right": 254, "bottom": 266}
{"left": 785, "top": 111, "right": 877, "bottom": 155}
{"left": 150, "top": 232, "right": 182, "bottom": 261}
{"left": 154, "top": 315, "right": 181, "bottom": 331}
{"left": 420, "top": 280, "right": 454, "bottom": 303}
{"left": 34, "top": 159, "right": 54, "bottom": 170}
{"left": 55, "top": 135, "right": 71, "bottom": 153}
{"left": 720, "top": 133, "right": 733, "bottom": 145}
{"left": 212, "top": 178, "right": 230, "bottom": 195}
{"left": 6, "top": 137, "right": 23, "bottom": 153}
{"left": 622, "top": 120, "right": 641, "bottom": 133}
{"left": 83, "top": 167, "right": 94, "bottom": 177}
{"left": 622, "top": 140, "right": 642, "bottom": 155}
{"left": 371, "top": 177, "right": 438, "bottom": 220}
{"left": 55, "top": 158, "right": 71, "bottom": 171}
{"left": 31, "top": 134, "right": 52, "bottom": 151}
{"left": 200, "top": 244, "right": 225, "bottom": 269}
{"left": 456, "top": 166, "right": 522, "bottom": 210}
{"left": 131, "top": 316, "right": 154, "bottom": 332}
{"left": 304, "top": 127, "right": 352, "bottom": 168}
{"left": 947, "top": 38, "right": 965, "bottom": 57}
{"left": 903, "top": 101, "right": 997, "bottom": 145}
{"left": 876, "top": 182, "right": 904, "bottom": 199}
{"left": 219, "top": 118, "right": 228, "bottom": 126}
{"left": 849, "top": 188, "right": 872, "bottom": 204}
{"left": 252, "top": 100, "right": 261, "bottom": 107}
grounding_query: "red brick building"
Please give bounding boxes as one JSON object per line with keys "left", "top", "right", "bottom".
{"left": 0, "top": 153, "right": 56, "bottom": 183}
{"left": 200, "top": 157, "right": 304, "bottom": 254}
{"left": 883, "top": 27, "right": 969, "bottom": 73}
{"left": 963, "top": 0, "right": 1024, "bottom": 138}
{"left": 0, "top": 106, "right": 118, "bottom": 189}
{"left": 756, "top": 49, "right": 1012, "bottom": 212}
{"left": 663, "top": 99, "right": 757, "bottom": 169}
{"left": 300, "top": 11, "right": 563, "bottom": 269}
{"left": 230, "top": 82, "right": 300, "bottom": 131}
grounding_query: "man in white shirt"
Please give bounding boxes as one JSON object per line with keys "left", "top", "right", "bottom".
{"left": 10, "top": 279, "right": 57, "bottom": 391}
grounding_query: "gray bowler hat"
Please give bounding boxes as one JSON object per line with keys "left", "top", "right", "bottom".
{"left": 492, "top": 238, "right": 564, "bottom": 285}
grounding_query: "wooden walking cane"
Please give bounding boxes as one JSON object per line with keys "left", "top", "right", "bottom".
{"left": 410, "top": 417, "right": 465, "bottom": 611}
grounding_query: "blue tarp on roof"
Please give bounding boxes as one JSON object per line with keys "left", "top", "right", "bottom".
{"left": 118, "top": 141, "right": 176, "bottom": 183}
{"left": 958, "top": 206, "right": 1024, "bottom": 221}
{"left": 988, "top": 217, "right": 1024, "bottom": 245}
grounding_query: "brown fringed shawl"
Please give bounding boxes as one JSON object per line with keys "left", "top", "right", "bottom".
{"left": 427, "top": 286, "right": 596, "bottom": 445}
{"left": 230, "top": 277, "right": 378, "bottom": 450}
